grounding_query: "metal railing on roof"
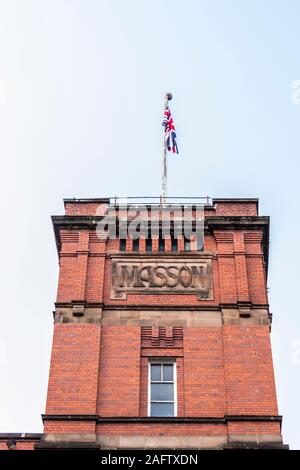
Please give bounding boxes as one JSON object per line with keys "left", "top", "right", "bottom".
{"left": 109, "top": 196, "right": 212, "bottom": 207}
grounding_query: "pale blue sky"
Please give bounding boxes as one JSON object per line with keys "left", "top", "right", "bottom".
{"left": 0, "top": 0, "right": 299, "bottom": 449}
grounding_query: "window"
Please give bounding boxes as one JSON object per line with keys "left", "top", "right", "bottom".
{"left": 146, "top": 237, "right": 152, "bottom": 252}
{"left": 132, "top": 238, "right": 139, "bottom": 251}
{"left": 171, "top": 236, "right": 178, "bottom": 252}
{"left": 158, "top": 237, "right": 165, "bottom": 251}
{"left": 148, "top": 361, "right": 176, "bottom": 417}
{"left": 119, "top": 239, "right": 126, "bottom": 251}
{"left": 184, "top": 237, "right": 191, "bottom": 251}
{"left": 197, "top": 235, "right": 204, "bottom": 251}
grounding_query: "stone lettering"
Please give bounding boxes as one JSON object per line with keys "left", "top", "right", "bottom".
{"left": 111, "top": 257, "right": 213, "bottom": 300}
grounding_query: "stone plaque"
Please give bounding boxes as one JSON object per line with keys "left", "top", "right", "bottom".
{"left": 110, "top": 257, "right": 213, "bottom": 300}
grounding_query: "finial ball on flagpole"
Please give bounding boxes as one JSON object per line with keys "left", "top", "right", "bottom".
{"left": 166, "top": 92, "right": 172, "bottom": 101}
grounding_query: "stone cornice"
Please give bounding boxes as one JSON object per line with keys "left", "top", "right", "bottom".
{"left": 212, "top": 198, "right": 259, "bottom": 206}
{"left": 52, "top": 215, "right": 269, "bottom": 271}
{"left": 41, "top": 414, "right": 282, "bottom": 428}
{"left": 54, "top": 302, "right": 270, "bottom": 311}
{"left": 64, "top": 198, "right": 110, "bottom": 206}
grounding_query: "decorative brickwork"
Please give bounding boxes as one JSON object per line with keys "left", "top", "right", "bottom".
{"left": 141, "top": 326, "right": 183, "bottom": 348}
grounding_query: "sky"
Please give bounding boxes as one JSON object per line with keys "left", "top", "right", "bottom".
{"left": 0, "top": 0, "right": 299, "bottom": 449}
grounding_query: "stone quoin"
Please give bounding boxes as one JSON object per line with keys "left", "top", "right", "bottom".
{"left": 0, "top": 197, "right": 288, "bottom": 450}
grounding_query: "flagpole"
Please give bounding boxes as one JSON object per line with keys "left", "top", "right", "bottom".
{"left": 161, "top": 92, "right": 172, "bottom": 205}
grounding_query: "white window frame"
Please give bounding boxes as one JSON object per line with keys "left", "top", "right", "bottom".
{"left": 147, "top": 359, "right": 177, "bottom": 417}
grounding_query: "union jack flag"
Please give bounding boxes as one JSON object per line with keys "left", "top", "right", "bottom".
{"left": 162, "top": 105, "right": 178, "bottom": 154}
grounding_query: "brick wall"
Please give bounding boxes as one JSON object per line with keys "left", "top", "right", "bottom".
{"left": 45, "top": 324, "right": 101, "bottom": 415}
{"left": 0, "top": 440, "right": 38, "bottom": 450}
{"left": 97, "top": 326, "right": 141, "bottom": 416}
{"left": 223, "top": 325, "right": 278, "bottom": 416}
{"left": 184, "top": 328, "right": 227, "bottom": 417}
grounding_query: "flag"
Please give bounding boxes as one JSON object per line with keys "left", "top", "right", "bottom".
{"left": 162, "top": 105, "right": 179, "bottom": 154}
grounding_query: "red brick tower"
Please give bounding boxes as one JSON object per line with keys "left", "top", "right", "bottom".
{"left": 36, "top": 197, "right": 286, "bottom": 449}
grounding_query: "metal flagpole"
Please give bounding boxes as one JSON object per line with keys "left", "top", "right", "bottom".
{"left": 161, "top": 92, "right": 172, "bottom": 205}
